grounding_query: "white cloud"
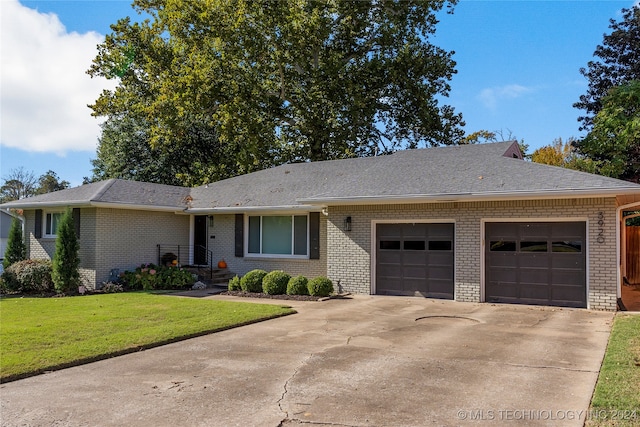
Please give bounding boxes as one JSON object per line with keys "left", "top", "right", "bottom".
{"left": 0, "top": 0, "right": 116, "bottom": 154}
{"left": 477, "top": 84, "right": 534, "bottom": 109}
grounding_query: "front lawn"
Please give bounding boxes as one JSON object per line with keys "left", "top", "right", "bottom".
{"left": 0, "top": 293, "right": 294, "bottom": 382}
{"left": 588, "top": 314, "right": 640, "bottom": 426}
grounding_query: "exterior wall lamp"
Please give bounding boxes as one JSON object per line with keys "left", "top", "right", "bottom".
{"left": 208, "top": 215, "right": 214, "bottom": 227}
{"left": 344, "top": 216, "right": 352, "bottom": 232}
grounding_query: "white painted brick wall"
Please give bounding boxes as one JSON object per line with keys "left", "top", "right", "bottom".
{"left": 207, "top": 214, "right": 327, "bottom": 279}
{"left": 327, "top": 198, "right": 618, "bottom": 311}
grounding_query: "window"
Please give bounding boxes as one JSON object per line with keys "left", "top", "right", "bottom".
{"left": 45, "top": 212, "right": 64, "bottom": 237}
{"left": 490, "top": 241, "right": 516, "bottom": 251}
{"left": 552, "top": 241, "right": 582, "bottom": 253}
{"left": 247, "top": 215, "right": 308, "bottom": 257}
{"left": 520, "top": 241, "right": 548, "bottom": 252}
{"left": 428, "top": 240, "right": 452, "bottom": 251}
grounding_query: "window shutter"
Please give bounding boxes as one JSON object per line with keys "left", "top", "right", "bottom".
{"left": 309, "top": 212, "right": 320, "bottom": 260}
{"left": 72, "top": 208, "right": 81, "bottom": 238}
{"left": 34, "top": 209, "right": 42, "bottom": 238}
{"left": 235, "top": 214, "right": 244, "bottom": 257}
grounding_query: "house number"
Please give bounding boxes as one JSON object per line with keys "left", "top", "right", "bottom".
{"left": 597, "top": 212, "right": 605, "bottom": 244}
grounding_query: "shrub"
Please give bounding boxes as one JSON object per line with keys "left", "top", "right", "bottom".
{"left": 228, "top": 275, "right": 241, "bottom": 291}
{"left": 0, "top": 269, "right": 20, "bottom": 293}
{"left": 155, "top": 267, "right": 195, "bottom": 289}
{"left": 308, "top": 276, "right": 334, "bottom": 297}
{"left": 4, "top": 259, "right": 53, "bottom": 293}
{"left": 121, "top": 263, "right": 194, "bottom": 290}
{"left": 240, "top": 269, "right": 267, "bottom": 293}
{"left": 52, "top": 208, "right": 80, "bottom": 294}
{"left": 287, "top": 275, "right": 309, "bottom": 295}
{"left": 3, "top": 217, "right": 26, "bottom": 270}
{"left": 262, "top": 270, "right": 291, "bottom": 295}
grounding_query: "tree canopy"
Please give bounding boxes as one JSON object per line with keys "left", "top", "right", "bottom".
{"left": 577, "top": 80, "right": 640, "bottom": 182}
{"left": 88, "top": 0, "right": 464, "bottom": 179}
{"left": 574, "top": 6, "right": 640, "bottom": 131}
{"left": 0, "top": 168, "right": 69, "bottom": 203}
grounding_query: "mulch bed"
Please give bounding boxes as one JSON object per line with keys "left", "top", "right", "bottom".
{"left": 220, "top": 291, "right": 351, "bottom": 302}
{"left": 220, "top": 291, "right": 323, "bottom": 301}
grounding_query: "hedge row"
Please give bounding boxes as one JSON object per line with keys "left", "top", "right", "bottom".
{"left": 228, "top": 270, "right": 334, "bottom": 297}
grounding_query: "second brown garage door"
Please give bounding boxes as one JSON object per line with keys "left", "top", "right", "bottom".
{"left": 485, "top": 222, "right": 587, "bottom": 308}
{"left": 376, "top": 223, "right": 454, "bottom": 298}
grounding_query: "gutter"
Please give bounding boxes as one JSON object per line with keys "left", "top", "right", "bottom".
{"left": 186, "top": 205, "right": 324, "bottom": 214}
{"left": 297, "top": 187, "right": 640, "bottom": 206}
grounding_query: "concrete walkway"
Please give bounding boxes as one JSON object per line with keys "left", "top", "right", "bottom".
{"left": 1, "top": 295, "right": 613, "bottom": 426}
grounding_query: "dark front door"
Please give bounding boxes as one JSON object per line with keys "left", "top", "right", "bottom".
{"left": 485, "top": 222, "right": 586, "bottom": 308}
{"left": 194, "top": 215, "right": 208, "bottom": 265}
{"left": 376, "top": 223, "right": 454, "bottom": 298}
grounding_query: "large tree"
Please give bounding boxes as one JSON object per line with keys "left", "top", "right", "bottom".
{"left": 577, "top": 80, "right": 640, "bottom": 182}
{"left": 574, "top": 6, "right": 640, "bottom": 131}
{"left": 34, "top": 171, "right": 70, "bottom": 195}
{"left": 0, "top": 168, "right": 38, "bottom": 203}
{"left": 1, "top": 168, "right": 70, "bottom": 203}
{"left": 91, "top": 115, "right": 256, "bottom": 186}
{"left": 88, "top": 0, "right": 464, "bottom": 170}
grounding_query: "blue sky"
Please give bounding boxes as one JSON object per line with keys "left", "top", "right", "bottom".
{"left": 1, "top": 0, "right": 638, "bottom": 187}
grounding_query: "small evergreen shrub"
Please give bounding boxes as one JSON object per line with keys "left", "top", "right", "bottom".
{"left": 240, "top": 269, "right": 267, "bottom": 293}
{"left": 308, "top": 276, "right": 334, "bottom": 297}
{"left": 3, "top": 217, "right": 26, "bottom": 270}
{"left": 287, "top": 275, "right": 309, "bottom": 295}
{"left": 262, "top": 270, "right": 291, "bottom": 295}
{"left": 228, "top": 275, "right": 241, "bottom": 291}
{"left": 52, "top": 208, "right": 80, "bottom": 294}
{"left": 4, "top": 259, "right": 53, "bottom": 293}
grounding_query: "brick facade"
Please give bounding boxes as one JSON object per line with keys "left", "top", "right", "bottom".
{"left": 25, "top": 208, "right": 190, "bottom": 289}
{"left": 20, "top": 197, "right": 620, "bottom": 310}
{"left": 207, "top": 214, "right": 327, "bottom": 279}
{"left": 327, "top": 198, "right": 618, "bottom": 311}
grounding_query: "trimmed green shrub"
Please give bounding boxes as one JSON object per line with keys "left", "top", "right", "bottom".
{"left": 287, "top": 275, "right": 309, "bottom": 295}
{"left": 308, "top": 276, "right": 334, "bottom": 297}
{"left": 262, "top": 270, "right": 291, "bottom": 295}
{"left": 121, "top": 264, "right": 194, "bottom": 290}
{"left": 52, "top": 208, "right": 80, "bottom": 294}
{"left": 240, "top": 269, "right": 267, "bottom": 293}
{"left": 228, "top": 275, "right": 241, "bottom": 291}
{"left": 4, "top": 259, "right": 53, "bottom": 293}
{"left": 3, "top": 217, "right": 26, "bottom": 270}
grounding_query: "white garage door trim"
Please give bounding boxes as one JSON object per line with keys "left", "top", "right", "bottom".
{"left": 480, "top": 217, "right": 590, "bottom": 308}
{"left": 371, "top": 219, "right": 456, "bottom": 296}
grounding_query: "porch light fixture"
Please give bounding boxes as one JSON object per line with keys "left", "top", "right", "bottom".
{"left": 208, "top": 215, "right": 214, "bottom": 227}
{"left": 344, "top": 216, "right": 352, "bottom": 232}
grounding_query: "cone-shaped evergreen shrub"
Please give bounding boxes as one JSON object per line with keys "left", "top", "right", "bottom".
{"left": 3, "top": 217, "right": 26, "bottom": 270}
{"left": 51, "top": 208, "right": 80, "bottom": 294}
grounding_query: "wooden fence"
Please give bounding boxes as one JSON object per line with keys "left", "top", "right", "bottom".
{"left": 627, "top": 226, "right": 640, "bottom": 285}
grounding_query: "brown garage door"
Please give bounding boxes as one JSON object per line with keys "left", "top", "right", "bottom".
{"left": 376, "top": 223, "right": 454, "bottom": 298}
{"left": 485, "top": 222, "right": 586, "bottom": 308}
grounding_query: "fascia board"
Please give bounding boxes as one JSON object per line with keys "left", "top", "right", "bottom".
{"left": 298, "top": 188, "right": 640, "bottom": 205}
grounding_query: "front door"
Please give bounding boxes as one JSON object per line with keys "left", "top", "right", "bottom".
{"left": 194, "top": 215, "right": 208, "bottom": 265}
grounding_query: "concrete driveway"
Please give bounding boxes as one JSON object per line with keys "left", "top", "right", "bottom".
{"left": 1, "top": 295, "right": 613, "bottom": 426}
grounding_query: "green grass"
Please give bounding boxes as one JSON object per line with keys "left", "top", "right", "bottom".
{"left": 0, "top": 293, "right": 294, "bottom": 382}
{"left": 588, "top": 314, "right": 640, "bottom": 427}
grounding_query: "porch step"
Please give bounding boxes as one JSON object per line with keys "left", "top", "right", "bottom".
{"left": 184, "top": 266, "right": 235, "bottom": 287}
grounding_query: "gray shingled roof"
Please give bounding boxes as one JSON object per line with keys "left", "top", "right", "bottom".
{"left": 0, "top": 179, "right": 191, "bottom": 210}
{"left": 3, "top": 142, "right": 640, "bottom": 212}
{"left": 190, "top": 141, "right": 640, "bottom": 209}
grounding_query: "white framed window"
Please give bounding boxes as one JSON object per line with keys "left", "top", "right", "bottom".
{"left": 44, "top": 211, "right": 64, "bottom": 237}
{"left": 246, "top": 214, "right": 308, "bottom": 258}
